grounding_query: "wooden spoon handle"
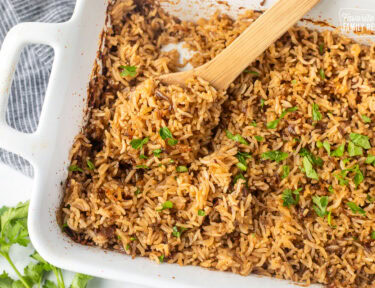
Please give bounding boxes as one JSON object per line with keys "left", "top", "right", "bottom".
{"left": 197, "top": 0, "right": 320, "bottom": 90}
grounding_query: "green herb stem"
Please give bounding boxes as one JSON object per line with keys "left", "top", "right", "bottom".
{"left": 2, "top": 252, "right": 31, "bottom": 288}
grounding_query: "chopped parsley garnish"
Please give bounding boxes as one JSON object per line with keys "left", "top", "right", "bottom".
{"left": 371, "top": 231, "right": 375, "bottom": 240}
{"left": 260, "top": 98, "right": 265, "bottom": 109}
{"left": 266, "top": 107, "right": 298, "bottom": 129}
{"left": 237, "top": 162, "right": 247, "bottom": 171}
{"left": 282, "top": 165, "right": 290, "bottom": 179}
{"left": 250, "top": 121, "right": 257, "bottom": 127}
{"left": 327, "top": 211, "right": 336, "bottom": 228}
{"left": 157, "top": 200, "right": 173, "bottom": 212}
{"left": 198, "top": 209, "right": 205, "bottom": 216}
{"left": 233, "top": 173, "right": 246, "bottom": 184}
{"left": 362, "top": 115, "right": 371, "bottom": 123}
{"left": 331, "top": 144, "right": 345, "bottom": 157}
{"left": 312, "top": 103, "right": 322, "bottom": 122}
{"left": 316, "top": 141, "right": 323, "bottom": 148}
{"left": 349, "top": 133, "right": 371, "bottom": 149}
{"left": 159, "top": 127, "right": 178, "bottom": 146}
{"left": 302, "top": 157, "right": 319, "bottom": 180}
{"left": 365, "top": 154, "right": 375, "bottom": 165}
{"left": 226, "top": 130, "right": 249, "bottom": 145}
{"left": 153, "top": 149, "right": 162, "bottom": 157}
{"left": 68, "top": 165, "right": 83, "bottom": 173}
{"left": 299, "top": 148, "right": 323, "bottom": 167}
{"left": 328, "top": 185, "right": 334, "bottom": 194}
{"left": 172, "top": 226, "right": 181, "bottom": 237}
{"left": 322, "top": 141, "right": 331, "bottom": 155}
{"left": 236, "top": 152, "right": 251, "bottom": 171}
{"left": 367, "top": 194, "right": 374, "bottom": 203}
{"left": 254, "top": 136, "right": 264, "bottom": 142}
{"left": 347, "top": 202, "right": 365, "bottom": 215}
{"left": 130, "top": 237, "right": 137, "bottom": 241}
{"left": 167, "top": 138, "right": 178, "bottom": 146}
{"left": 319, "top": 43, "right": 324, "bottom": 54}
{"left": 125, "top": 244, "right": 130, "bottom": 250}
{"left": 261, "top": 150, "right": 289, "bottom": 163}
{"left": 335, "top": 165, "right": 363, "bottom": 187}
{"left": 86, "top": 159, "right": 95, "bottom": 170}
{"left": 319, "top": 68, "right": 326, "bottom": 80}
{"left": 130, "top": 137, "right": 149, "bottom": 150}
{"left": 312, "top": 196, "right": 329, "bottom": 217}
{"left": 176, "top": 166, "right": 188, "bottom": 173}
{"left": 158, "top": 255, "right": 164, "bottom": 263}
{"left": 135, "top": 165, "right": 150, "bottom": 170}
{"left": 120, "top": 65, "right": 137, "bottom": 77}
{"left": 244, "top": 69, "right": 259, "bottom": 76}
{"left": 139, "top": 154, "right": 148, "bottom": 159}
{"left": 282, "top": 188, "right": 301, "bottom": 207}
{"left": 291, "top": 79, "right": 297, "bottom": 85}
{"left": 348, "top": 141, "right": 363, "bottom": 157}
{"left": 135, "top": 188, "right": 141, "bottom": 195}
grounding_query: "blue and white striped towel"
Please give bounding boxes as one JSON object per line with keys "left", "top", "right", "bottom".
{"left": 0, "top": 0, "right": 76, "bottom": 177}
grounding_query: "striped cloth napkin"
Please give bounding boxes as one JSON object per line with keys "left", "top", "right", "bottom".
{"left": 0, "top": 0, "right": 75, "bottom": 177}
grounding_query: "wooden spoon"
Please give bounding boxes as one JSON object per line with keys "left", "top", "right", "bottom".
{"left": 159, "top": 0, "right": 320, "bottom": 90}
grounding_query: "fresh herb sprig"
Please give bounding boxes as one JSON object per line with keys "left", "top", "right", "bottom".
{"left": 0, "top": 201, "right": 93, "bottom": 288}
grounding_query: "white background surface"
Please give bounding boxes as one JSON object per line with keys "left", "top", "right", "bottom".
{"left": 0, "top": 163, "right": 148, "bottom": 288}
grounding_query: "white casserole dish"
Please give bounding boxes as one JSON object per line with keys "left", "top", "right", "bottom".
{"left": 0, "top": 0, "right": 374, "bottom": 287}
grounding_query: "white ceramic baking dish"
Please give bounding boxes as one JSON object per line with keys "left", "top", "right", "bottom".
{"left": 0, "top": 0, "right": 374, "bottom": 287}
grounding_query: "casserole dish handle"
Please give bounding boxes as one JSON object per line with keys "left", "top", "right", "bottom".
{"left": 0, "top": 22, "right": 63, "bottom": 164}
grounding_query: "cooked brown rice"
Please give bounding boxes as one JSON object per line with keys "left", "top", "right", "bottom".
{"left": 61, "top": 1, "right": 375, "bottom": 287}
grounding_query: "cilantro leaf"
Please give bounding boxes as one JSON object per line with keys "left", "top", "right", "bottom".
{"left": 225, "top": 130, "right": 249, "bottom": 145}
{"left": 303, "top": 157, "right": 319, "bottom": 180}
{"left": 43, "top": 280, "right": 58, "bottom": 288}
{"left": 176, "top": 166, "right": 188, "bottom": 173}
{"left": 233, "top": 173, "right": 246, "bottom": 184}
{"left": 312, "top": 196, "right": 329, "bottom": 217}
{"left": 244, "top": 70, "right": 259, "bottom": 76}
{"left": 68, "top": 165, "right": 83, "bottom": 173}
{"left": 350, "top": 133, "right": 371, "bottom": 149}
{"left": 159, "top": 127, "right": 173, "bottom": 140}
{"left": 319, "top": 68, "right": 326, "bottom": 80}
{"left": 348, "top": 141, "right": 363, "bottom": 157}
{"left": 130, "top": 137, "right": 149, "bottom": 150}
{"left": 281, "top": 165, "right": 290, "bottom": 179}
{"left": 312, "top": 103, "right": 322, "bottom": 121}
{"left": 299, "top": 148, "right": 323, "bottom": 167}
{"left": 70, "top": 273, "right": 93, "bottom": 288}
{"left": 323, "top": 141, "right": 331, "bottom": 155}
{"left": 0, "top": 271, "right": 15, "bottom": 287}
{"left": 366, "top": 154, "right": 375, "bottom": 165}
{"left": 153, "top": 149, "right": 162, "bottom": 158}
{"left": 266, "top": 119, "right": 280, "bottom": 129}
{"left": 24, "top": 262, "right": 45, "bottom": 286}
{"left": 261, "top": 150, "right": 289, "bottom": 163}
{"left": 347, "top": 202, "right": 365, "bottom": 215}
{"left": 198, "top": 210, "right": 205, "bottom": 216}
{"left": 282, "top": 188, "right": 301, "bottom": 207}
{"left": 86, "top": 160, "right": 95, "bottom": 170}
{"left": 331, "top": 144, "right": 345, "bottom": 157}
{"left": 120, "top": 65, "right": 137, "bottom": 77}
{"left": 156, "top": 201, "right": 173, "bottom": 212}
{"left": 267, "top": 107, "right": 298, "bottom": 129}
{"left": 254, "top": 136, "right": 263, "bottom": 142}
{"left": 362, "top": 115, "right": 371, "bottom": 123}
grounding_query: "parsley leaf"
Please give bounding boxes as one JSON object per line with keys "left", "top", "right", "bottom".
{"left": 362, "top": 115, "right": 371, "bottom": 123}
{"left": 260, "top": 98, "right": 265, "bottom": 109}
{"left": 244, "top": 70, "right": 259, "bottom": 76}
{"left": 281, "top": 165, "right": 290, "bottom": 179}
{"left": 348, "top": 141, "right": 363, "bottom": 157}
{"left": 312, "top": 196, "right": 329, "bottom": 217}
{"left": 68, "top": 165, "right": 83, "bottom": 173}
{"left": 159, "top": 127, "right": 178, "bottom": 146}
{"left": 299, "top": 148, "right": 323, "bottom": 167}
{"left": 366, "top": 154, "right": 375, "bottom": 165}
{"left": 303, "top": 157, "right": 319, "bottom": 180}
{"left": 198, "top": 210, "right": 205, "bottom": 216}
{"left": 266, "top": 107, "right": 298, "bottom": 129}
{"left": 254, "top": 136, "right": 264, "bottom": 142}
{"left": 86, "top": 159, "right": 95, "bottom": 170}
{"left": 139, "top": 154, "right": 148, "bottom": 159}
{"left": 70, "top": 273, "right": 93, "bottom": 288}
{"left": 226, "top": 130, "right": 249, "bottom": 145}
{"left": 319, "top": 43, "right": 324, "bottom": 54}
{"left": 327, "top": 211, "right": 336, "bottom": 228}
{"left": 312, "top": 103, "right": 322, "bottom": 121}
{"left": 120, "top": 65, "right": 137, "bottom": 77}
{"left": 250, "top": 121, "right": 257, "bottom": 127}
{"left": 319, "top": 68, "right": 326, "bottom": 80}
{"left": 135, "top": 165, "right": 149, "bottom": 170}
{"left": 157, "top": 201, "right": 173, "bottom": 212}
{"left": 158, "top": 255, "right": 165, "bottom": 263}
{"left": 176, "top": 166, "right": 188, "bottom": 173}
{"left": 331, "top": 144, "right": 345, "bottom": 157}
{"left": 371, "top": 231, "right": 375, "bottom": 240}
{"left": 233, "top": 173, "right": 246, "bottom": 184}
{"left": 347, "top": 202, "right": 365, "bottom": 215}
{"left": 167, "top": 138, "right": 178, "bottom": 146}
{"left": 282, "top": 188, "right": 301, "bottom": 207}
{"left": 262, "top": 150, "right": 289, "bottom": 163}
{"left": 322, "top": 141, "right": 331, "bottom": 155}
{"left": 350, "top": 133, "right": 371, "bottom": 149}
{"left": 130, "top": 137, "right": 149, "bottom": 150}
{"left": 153, "top": 149, "right": 162, "bottom": 157}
